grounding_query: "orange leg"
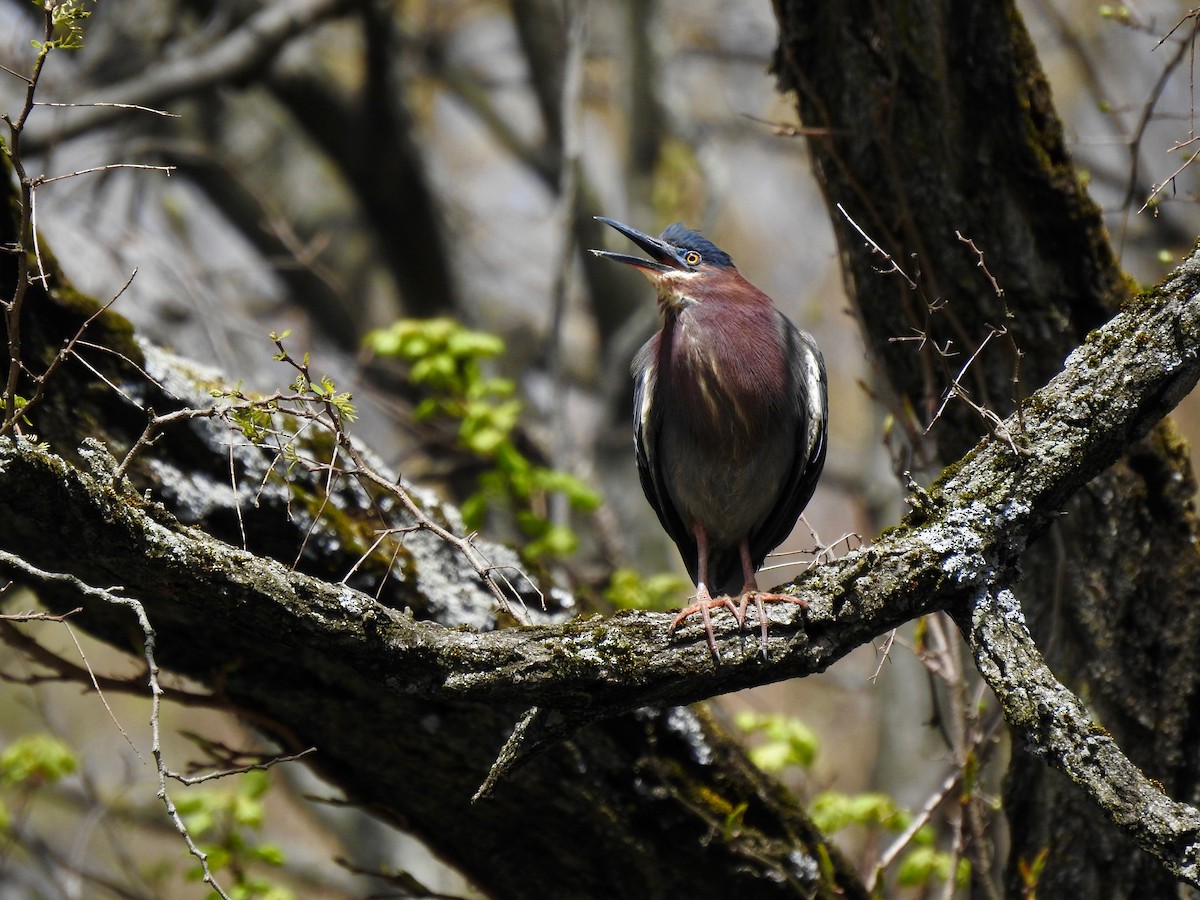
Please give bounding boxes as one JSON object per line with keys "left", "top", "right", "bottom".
{"left": 733, "top": 539, "right": 808, "bottom": 659}
{"left": 667, "top": 526, "right": 739, "bottom": 661}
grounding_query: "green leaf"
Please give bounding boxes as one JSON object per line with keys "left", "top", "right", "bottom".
{"left": 735, "top": 712, "right": 819, "bottom": 773}
{"left": 174, "top": 794, "right": 206, "bottom": 816}
{"left": 721, "top": 802, "right": 748, "bottom": 841}
{"left": 603, "top": 568, "right": 691, "bottom": 610}
{"left": 896, "top": 845, "right": 968, "bottom": 888}
{"left": 240, "top": 769, "right": 270, "bottom": 800}
{"left": 363, "top": 316, "right": 605, "bottom": 559}
{"left": 748, "top": 741, "right": 798, "bottom": 773}
{"left": 493, "top": 442, "right": 532, "bottom": 482}
{"left": 400, "top": 334, "right": 430, "bottom": 359}
{"left": 232, "top": 792, "right": 264, "bottom": 828}
{"left": 531, "top": 467, "right": 603, "bottom": 510}
{"left": 471, "top": 376, "right": 515, "bottom": 399}
{"left": 809, "top": 790, "right": 908, "bottom": 834}
{"left": 460, "top": 491, "right": 490, "bottom": 531}
{"left": 250, "top": 843, "right": 286, "bottom": 866}
{"left": 0, "top": 734, "right": 77, "bottom": 785}
{"left": 447, "top": 329, "right": 505, "bottom": 358}
{"left": 204, "top": 845, "right": 231, "bottom": 872}
{"left": 182, "top": 809, "right": 215, "bottom": 837}
{"left": 525, "top": 523, "right": 580, "bottom": 558}
{"left": 362, "top": 327, "right": 399, "bottom": 356}
{"left": 412, "top": 397, "right": 442, "bottom": 420}
{"left": 462, "top": 425, "right": 508, "bottom": 456}
{"left": 410, "top": 353, "right": 456, "bottom": 387}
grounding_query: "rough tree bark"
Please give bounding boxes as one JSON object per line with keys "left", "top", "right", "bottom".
{"left": 772, "top": 0, "right": 1200, "bottom": 896}
{"left": 7, "top": 185, "right": 1200, "bottom": 895}
{"left": 6, "top": 2, "right": 1200, "bottom": 898}
{"left": 0, "top": 171, "right": 865, "bottom": 897}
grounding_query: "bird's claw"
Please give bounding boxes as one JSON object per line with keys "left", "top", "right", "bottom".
{"left": 738, "top": 590, "right": 809, "bottom": 660}
{"left": 668, "top": 595, "right": 742, "bottom": 662}
{"left": 672, "top": 592, "right": 811, "bottom": 662}
{"left": 670, "top": 590, "right": 809, "bottom": 662}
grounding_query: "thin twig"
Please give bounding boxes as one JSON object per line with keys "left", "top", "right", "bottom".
{"left": 869, "top": 764, "right": 960, "bottom": 890}
{"left": 34, "top": 163, "right": 175, "bottom": 187}
{"left": 956, "top": 232, "right": 1024, "bottom": 433}
{"left": 34, "top": 100, "right": 180, "bottom": 118}
{"left": 869, "top": 629, "right": 897, "bottom": 683}
{"left": 12, "top": 270, "right": 140, "bottom": 432}
{"left": 837, "top": 202, "right": 917, "bottom": 288}
{"left": 168, "top": 747, "right": 317, "bottom": 786}
{"left": 1, "top": 8, "right": 55, "bottom": 435}
{"left": 60, "top": 619, "right": 143, "bottom": 762}
{"left": 1134, "top": 11, "right": 1200, "bottom": 217}
{"left": 0, "top": 607, "right": 82, "bottom": 622}
{"left": 925, "top": 326, "right": 1002, "bottom": 432}
{"left": 271, "top": 338, "right": 542, "bottom": 618}
{"left": 0, "top": 549, "right": 233, "bottom": 899}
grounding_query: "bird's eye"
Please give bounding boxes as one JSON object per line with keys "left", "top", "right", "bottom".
{"left": 683, "top": 250, "right": 702, "bottom": 266}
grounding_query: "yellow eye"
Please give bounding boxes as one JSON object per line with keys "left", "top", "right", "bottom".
{"left": 683, "top": 250, "right": 701, "bottom": 266}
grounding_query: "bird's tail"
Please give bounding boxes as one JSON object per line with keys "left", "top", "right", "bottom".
{"left": 711, "top": 552, "right": 747, "bottom": 597}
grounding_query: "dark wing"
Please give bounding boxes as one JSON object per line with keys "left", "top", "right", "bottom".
{"left": 632, "top": 336, "right": 701, "bottom": 585}
{"left": 746, "top": 313, "right": 828, "bottom": 571}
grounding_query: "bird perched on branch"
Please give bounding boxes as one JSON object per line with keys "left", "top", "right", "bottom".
{"left": 591, "top": 217, "right": 827, "bottom": 661}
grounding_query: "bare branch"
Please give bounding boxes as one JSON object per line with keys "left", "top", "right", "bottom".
{"left": 167, "top": 747, "right": 317, "bottom": 787}
{"left": 33, "top": 100, "right": 179, "bottom": 118}
{"left": 1, "top": 8, "right": 55, "bottom": 433}
{"left": 22, "top": 0, "right": 359, "bottom": 152}
{"left": 6, "top": 230, "right": 1200, "bottom": 877}
{"left": 836, "top": 202, "right": 917, "bottom": 288}
{"left": 955, "top": 585, "right": 1200, "bottom": 885}
{"left": 0, "top": 607, "right": 82, "bottom": 622}
{"left": 34, "top": 163, "right": 175, "bottom": 186}
{"left": 0, "top": 549, "right": 234, "bottom": 899}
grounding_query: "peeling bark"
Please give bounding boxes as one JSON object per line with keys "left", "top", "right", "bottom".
{"left": 0, "top": 174, "right": 864, "bottom": 898}
{"left": 5, "top": 213, "right": 1200, "bottom": 891}
{"left": 7, "top": 2, "right": 1200, "bottom": 896}
{"left": 771, "top": 0, "right": 1200, "bottom": 894}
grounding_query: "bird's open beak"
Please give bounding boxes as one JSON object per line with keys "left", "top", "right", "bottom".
{"left": 589, "top": 216, "right": 688, "bottom": 273}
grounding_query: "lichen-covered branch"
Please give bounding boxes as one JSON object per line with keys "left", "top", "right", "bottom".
{"left": 3, "top": 237, "right": 1200, "bottom": 883}
{"left": 954, "top": 585, "right": 1200, "bottom": 886}
{"left": 772, "top": 2, "right": 1200, "bottom": 890}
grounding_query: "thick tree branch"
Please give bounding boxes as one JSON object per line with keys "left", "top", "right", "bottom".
{"left": 771, "top": 3, "right": 1200, "bottom": 891}
{"left": 954, "top": 586, "right": 1200, "bottom": 885}
{"left": 3, "top": 239, "right": 1200, "bottom": 881}
{"left": 5, "top": 2, "right": 1200, "bottom": 889}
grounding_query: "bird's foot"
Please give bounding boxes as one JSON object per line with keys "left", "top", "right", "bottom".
{"left": 669, "top": 593, "right": 741, "bottom": 663}
{"left": 738, "top": 590, "right": 809, "bottom": 660}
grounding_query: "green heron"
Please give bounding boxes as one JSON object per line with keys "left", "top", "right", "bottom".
{"left": 591, "top": 217, "right": 827, "bottom": 661}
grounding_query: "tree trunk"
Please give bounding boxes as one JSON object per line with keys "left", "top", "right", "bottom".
{"left": 8, "top": 2, "right": 1200, "bottom": 896}
{"left": 771, "top": 1, "right": 1200, "bottom": 896}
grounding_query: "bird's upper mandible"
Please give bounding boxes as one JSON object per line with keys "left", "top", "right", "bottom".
{"left": 589, "top": 216, "right": 750, "bottom": 315}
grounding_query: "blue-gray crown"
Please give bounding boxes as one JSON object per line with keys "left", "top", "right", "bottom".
{"left": 660, "top": 223, "right": 734, "bottom": 269}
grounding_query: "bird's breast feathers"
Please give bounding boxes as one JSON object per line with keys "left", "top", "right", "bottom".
{"left": 673, "top": 306, "right": 792, "bottom": 434}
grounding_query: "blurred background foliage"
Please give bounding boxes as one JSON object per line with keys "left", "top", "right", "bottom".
{"left": 1, "top": 0, "right": 1198, "bottom": 896}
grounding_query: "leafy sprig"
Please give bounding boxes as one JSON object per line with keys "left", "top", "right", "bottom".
{"left": 366, "top": 318, "right": 601, "bottom": 561}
